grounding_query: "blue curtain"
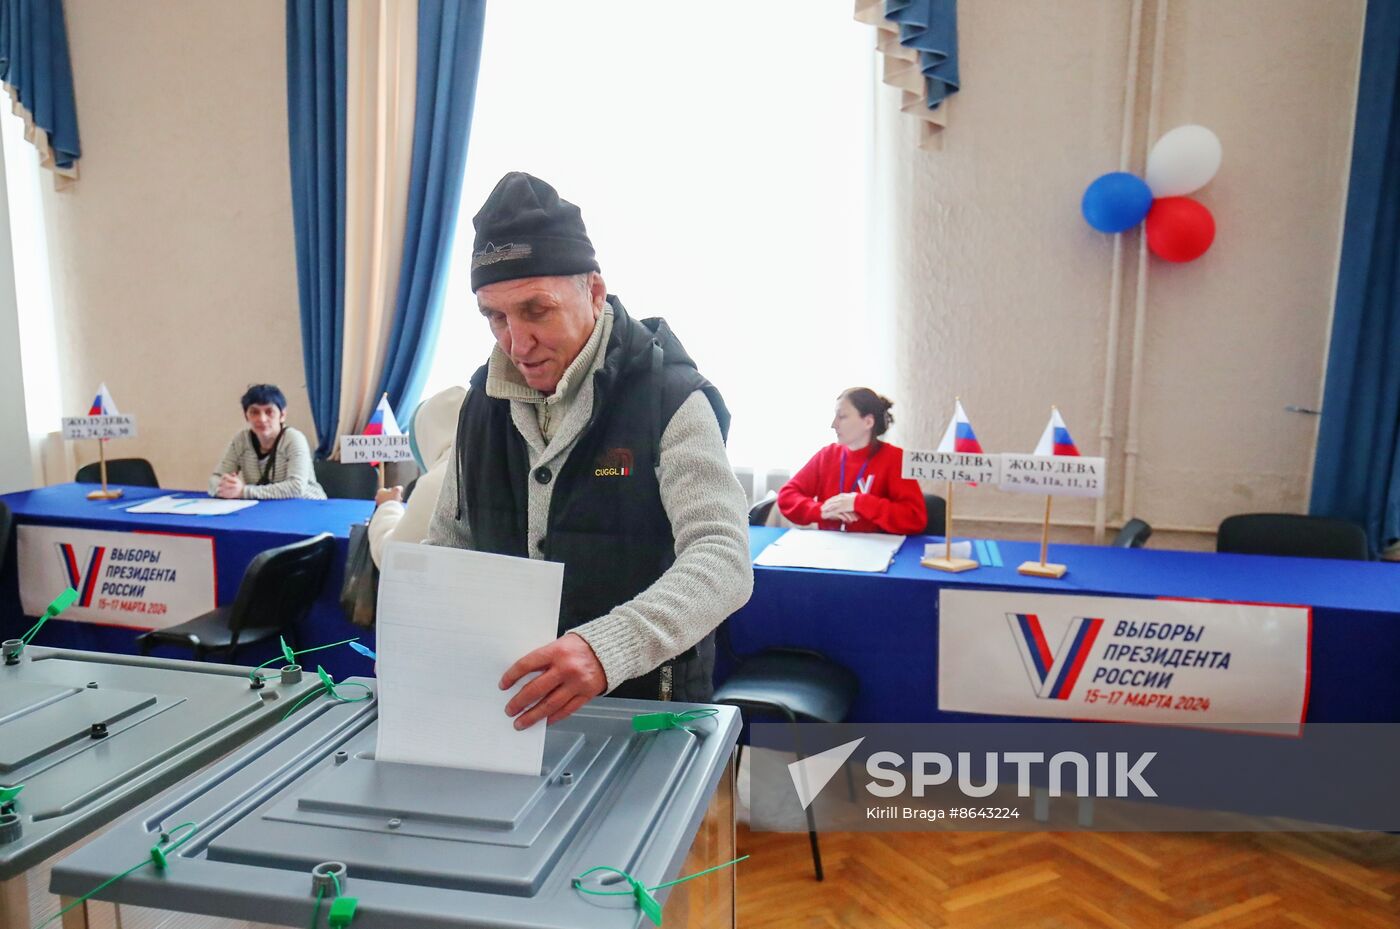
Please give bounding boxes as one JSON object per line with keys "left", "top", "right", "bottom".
{"left": 0, "top": 0, "right": 81, "bottom": 171}
{"left": 885, "top": 0, "right": 959, "bottom": 110}
{"left": 285, "top": 0, "right": 347, "bottom": 458}
{"left": 374, "top": 0, "right": 487, "bottom": 418}
{"left": 1310, "top": 0, "right": 1400, "bottom": 554}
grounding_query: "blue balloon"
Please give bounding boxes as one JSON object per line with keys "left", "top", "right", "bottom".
{"left": 1081, "top": 172, "right": 1153, "bottom": 233}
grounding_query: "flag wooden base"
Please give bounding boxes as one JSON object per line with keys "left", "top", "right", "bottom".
{"left": 922, "top": 556, "right": 980, "bottom": 573}
{"left": 1018, "top": 560, "right": 1067, "bottom": 579}
{"left": 86, "top": 488, "right": 124, "bottom": 500}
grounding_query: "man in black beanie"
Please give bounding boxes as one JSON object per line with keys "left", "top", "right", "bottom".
{"left": 428, "top": 172, "right": 753, "bottom": 728}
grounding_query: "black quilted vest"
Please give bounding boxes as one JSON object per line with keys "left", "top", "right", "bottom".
{"left": 455, "top": 297, "right": 729, "bottom": 698}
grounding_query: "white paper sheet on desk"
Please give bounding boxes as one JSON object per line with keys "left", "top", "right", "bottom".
{"left": 125, "top": 495, "right": 258, "bottom": 515}
{"left": 374, "top": 540, "right": 563, "bottom": 775}
{"left": 752, "top": 528, "right": 905, "bottom": 573}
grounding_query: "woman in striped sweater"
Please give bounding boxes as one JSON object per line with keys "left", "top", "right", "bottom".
{"left": 208, "top": 384, "right": 326, "bottom": 500}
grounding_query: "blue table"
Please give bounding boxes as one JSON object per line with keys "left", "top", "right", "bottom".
{"left": 729, "top": 527, "right": 1400, "bottom": 724}
{"left": 0, "top": 483, "right": 376, "bottom": 679}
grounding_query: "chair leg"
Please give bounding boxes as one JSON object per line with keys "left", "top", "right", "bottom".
{"left": 137, "top": 637, "right": 155, "bottom": 657}
{"left": 786, "top": 713, "right": 824, "bottom": 882}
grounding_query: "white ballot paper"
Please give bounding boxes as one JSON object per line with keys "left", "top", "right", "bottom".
{"left": 374, "top": 541, "right": 563, "bottom": 775}
{"left": 125, "top": 495, "right": 259, "bottom": 515}
{"left": 752, "top": 528, "right": 905, "bottom": 573}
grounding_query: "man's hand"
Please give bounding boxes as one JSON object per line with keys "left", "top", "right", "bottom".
{"left": 501, "top": 632, "right": 607, "bottom": 729}
{"left": 820, "top": 492, "right": 858, "bottom": 520}
{"left": 216, "top": 473, "right": 244, "bottom": 499}
{"left": 375, "top": 486, "right": 404, "bottom": 507}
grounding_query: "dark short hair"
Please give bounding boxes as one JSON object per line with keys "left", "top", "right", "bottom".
{"left": 839, "top": 387, "right": 895, "bottom": 438}
{"left": 240, "top": 384, "right": 286, "bottom": 412}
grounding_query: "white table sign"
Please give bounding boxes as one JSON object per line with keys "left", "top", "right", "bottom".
{"left": 902, "top": 450, "right": 1002, "bottom": 485}
{"left": 997, "top": 454, "right": 1106, "bottom": 498}
{"left": 18, "top": 525, "right": 217, "bottom": 630}
{"left": 939, "top": 589, "right": 1311, "bottom": 728}
{"left": 339, "top": 433, "right": 415, "bottom": 463}
{"left": 62, "top": 415, "right": 138, "bottom": 441}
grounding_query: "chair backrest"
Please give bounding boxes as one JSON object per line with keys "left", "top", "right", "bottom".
{"left": 75, "top": 458, "right": 159, "bottom": 488}
{"left": 1216, "top": 513, "right": 1369, "bottom": 561}
{"left": 1113, "top": 518, "right": 1153, "bottom": 549}
{"left": 923, "top": 493, "right": 947, "bottom": 536}
{"left": 748, "top": 491, "right": 777, "bottom": 527}
{"left": 314, "top": 460, "right": 380, "bottom": 500}
{"left": 227, "top": 533, "right": 338, "bottom": 640}
{"left": 0, "top": 500, "right": 12, "bottom": 576}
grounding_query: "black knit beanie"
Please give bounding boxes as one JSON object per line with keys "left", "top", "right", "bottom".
{"left": 469, "top": 172, "right": 600, "bottom": 292}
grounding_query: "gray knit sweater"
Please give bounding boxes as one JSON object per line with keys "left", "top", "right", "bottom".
{"left": 427, "top": 307, "right": 753, "bottom": 692}
{"left": 208, "top": 427, "right": 327, "bottom": 500}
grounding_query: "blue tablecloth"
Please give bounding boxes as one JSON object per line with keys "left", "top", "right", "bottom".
{"left": 728, "top": 527, "right": 1400, "bottom": 723}
{"left": 0, "top": 483, "right": 377, "bottom": 679}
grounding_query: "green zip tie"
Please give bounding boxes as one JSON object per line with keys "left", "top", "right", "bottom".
{"left": 304, "top": 870, "right": 358, "bottom": 928}
{"left": 280, "top": 668, "right": 373, "bottom": 721}
{"left": 631, "top": 708, "right": 720, "bottom": 733}
{"left": 328, "top": 895, "right": 358, "bottom": 927}
{"left": 572, "top": 855, "right": 748, "bottom": 927}
{"left": 0, "top": 785, "right": 22, "bottom": 808}
{"left": 248, "top": 636, "right": 362, "bottom": 683}
{"left": 34, "top": 823, "right": 200, "bottom": 929}
{"left": 17, "top": 588, "right": 79, "bottom": 652}
{"left": 308, "top": 886, "right": 326, "bottom": 929}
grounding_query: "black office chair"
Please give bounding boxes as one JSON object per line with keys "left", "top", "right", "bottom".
{"left": 712, "top": 623, "right": 859, "bottom": 882}
{"left": 1216, "top": 513, "right": 1369, "bottom": 561}
{"left": 922, "top": 493, "right": 947, "bottom": 536}
{"left": 1113, "top": 518, "right": 1153, "bottom": 549}
{"left": 137, "top": 533, "right": 337, "bottom": 660}
{"left": 75, "top": 458, "right": 159, "bottom": 488}
{"left": 314, "top": 460, "right": 380, "bottom": 500}
{"left": 748, "top": 492, "right": 777, "bottom": 527}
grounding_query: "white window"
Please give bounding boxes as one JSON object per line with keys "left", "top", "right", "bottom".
{"left": 422, "top": 0, "right": 888, "bottom": 477}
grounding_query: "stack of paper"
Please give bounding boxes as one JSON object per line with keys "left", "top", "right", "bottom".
{"left": 374, "top": 541, "right": 563, "bottom": 775}
{"left": 126, "top": 496, "right": 259, "bottom": 515}
{"left": 752, "top": 529, "right": 905, "bottom": 573}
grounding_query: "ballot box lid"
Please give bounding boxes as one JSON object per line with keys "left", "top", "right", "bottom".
{"left": 50, "top": 685, "right": 740, "bottom": 929}
{"left": 0, "top": 646, "right": 326, "bottom": 876}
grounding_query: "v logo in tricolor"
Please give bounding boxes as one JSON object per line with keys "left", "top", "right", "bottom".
{"left": 1006, "top": 613, "right": 1103, "bottom": 699}
{"left": 56, "top": 543, "right": 106, "bottom": 607}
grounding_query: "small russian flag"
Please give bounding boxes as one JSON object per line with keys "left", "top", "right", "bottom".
{"left": 936, "top": 399, "right": 985, "bottom": 454}
{"left": 88, "top": 383, "right": 120, "bottom": 416}
{"left": 363, "top": 395, "right": 401, "bottom": 437}
{"left": 1034, "top": 408, "right": 1081, "bottom": 457}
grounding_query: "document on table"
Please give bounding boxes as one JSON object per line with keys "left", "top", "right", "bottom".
{"left": 125, "top": 495, "right": 259, "bottom": 515}
{"left": 753, "top": 528, "right": 905, "bottom": 573}
{"left": 374, "top": 541, "right": 563, "bottom": 775}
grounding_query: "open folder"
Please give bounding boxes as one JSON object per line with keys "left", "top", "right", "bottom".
{"left": 374, "top": 541, "right": 563, "bottom": 776}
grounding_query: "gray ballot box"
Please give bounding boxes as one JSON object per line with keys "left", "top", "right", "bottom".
{"left": 49, "top": 681, "right": 742, "bottom": 929}
{"left": 0, "top": 644, "right": 325, "bottom": 929}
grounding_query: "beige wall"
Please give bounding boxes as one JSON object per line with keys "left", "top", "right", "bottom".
{"left": 38, "top": 0, "right": 307, "bottom": 489}
{"left": 876, "top": 0, "right": 1364, "bottom": 550}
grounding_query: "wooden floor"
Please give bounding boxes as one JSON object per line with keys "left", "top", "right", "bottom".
{"left": 735, "top": 826, "right": 1400, "bottom": 928}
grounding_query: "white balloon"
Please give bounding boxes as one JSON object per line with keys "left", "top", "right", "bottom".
{"left": 1145, "top": 125, "right": 1222, "bottom": 197}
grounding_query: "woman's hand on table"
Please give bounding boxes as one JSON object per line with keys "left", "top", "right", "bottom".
{"left": 820, "top": 492, "right": 859, "bottom": 520}
{"left": 215, "top": 473, "right": 244, "bottom": 499}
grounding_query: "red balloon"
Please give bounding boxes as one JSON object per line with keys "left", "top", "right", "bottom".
{"left": 1145, "top": 196, "right": 1215, "bottom": 262}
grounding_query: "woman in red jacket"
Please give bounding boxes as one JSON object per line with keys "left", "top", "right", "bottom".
{"left": 778, "top": 388, "right": 928, "bottom": 534}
